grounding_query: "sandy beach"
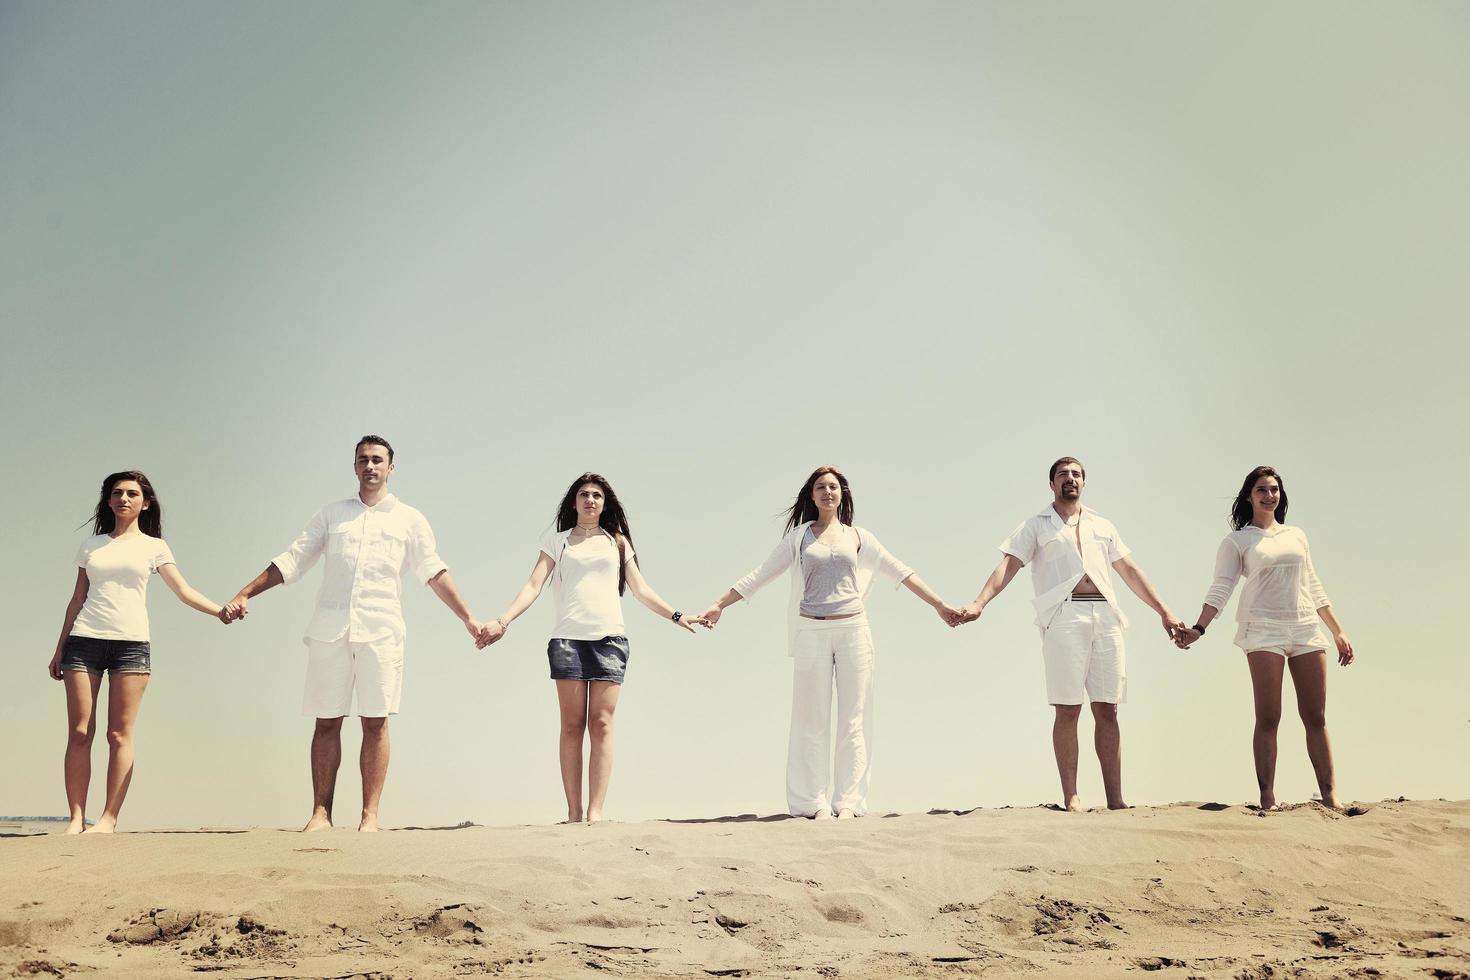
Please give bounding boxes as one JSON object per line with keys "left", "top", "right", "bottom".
{"left": 2, "top": 799, "right": 1466, "bottom": 979}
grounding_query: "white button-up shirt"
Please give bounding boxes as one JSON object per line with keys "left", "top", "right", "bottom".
{"left": 1000, "top": 504, "right": 1131, "bottom": 629}
{"left": 271, "top": 494, "right": 447, "bottom": 644}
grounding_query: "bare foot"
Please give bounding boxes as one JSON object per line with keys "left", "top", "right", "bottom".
{"left": 813, "top": 808, "right": 833, "bottom": 820}
{"left": 1259, "top": 794, "right": 1278, "bottom": 811}
{"left": 301, "top": 810, "right": 333, "bottom": 833}
{"left": 82, "top": 815, "right": 116, "bottom": 834}
{"left": 1063, "top": 795, "right": 1083, "bottom": 812}
{"left": 1321, "top": 795, "right": 1343, "bottom": 810}
{"left": 586, "top": 810, "right": 603, "bottom": 824}
{"left": 64, "top": 817, "right": 86, "bottom": 835}
{"left": 358, "top": 813, "right": 379, "bottom": 833}
{"left": 1106, "top": 800, "right": 1130, "bottom": 810}
{"left": 835, "top": 808, "right": 857, "bottom": 820}
{"left": 560, "top": 808, "right": 584, "bottom": 825}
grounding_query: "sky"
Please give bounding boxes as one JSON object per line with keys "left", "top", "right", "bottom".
{"left": 2, "top": 1, "right": 1467, "bottom": 830}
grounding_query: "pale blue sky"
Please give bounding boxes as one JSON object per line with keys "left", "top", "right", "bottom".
{"left": 2, "top": 1, "right": 1467, "bottom": 829}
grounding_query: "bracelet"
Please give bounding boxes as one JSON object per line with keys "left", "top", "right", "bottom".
{"left": 1191, "top": 622, "right": 1206, "bottom": 636}
{"left": 671, "top": 611, "right": 682, "bottom": 623}
{"left": 496, "top": 617, "right": 507, "bottom": 631}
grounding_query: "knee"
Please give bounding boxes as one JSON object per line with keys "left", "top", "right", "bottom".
{"left": 1254, "top": 708, "right": 1282, "bottom": 732}
{"left": 560, "top": 713, "right": 588, "bottom": 739}
{"left": 1090, "top": 703, "right": 1118, "bottom": 724}
{"left": 1053, "top": 704, "right": 1082, "bottom": 724}
{"left": 1298, "top": 707, "right": 1327, "bottom": 730}
{"left": 588, "top": 713, "right": 614, "bottom": 741}
{"left": 105, "top": 728, "right": 131, "bottom": 751}
{"left": 314, "top": 718, "right": 344, "bottom": 737}
{"left": 360, "top": 718, "right": 388, "bottom": 737}
{"left": 68, "top": 725, "right": 94, "bottom": 748}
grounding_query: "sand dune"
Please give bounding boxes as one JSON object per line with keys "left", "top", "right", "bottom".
{"left": 2, "top": 800, "right": 1467, "bottom": 979}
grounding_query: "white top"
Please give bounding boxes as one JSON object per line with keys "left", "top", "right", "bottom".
{"left": 540, "top": 527, "right": 636, "bottom": 641}
{"left": 1000, "top": 504, "right": 1132, "bottom": 629}
{"left": 1203, "top": 524, "right": 1330, "bottom": 625}
{"left": 799, "top": 525, "right": 864, "bottom": 617}
{"left": 71, "top": 533, "right": 177, "bottom": 641}
{"left": 734, "top": 522, "right": 913, "bottom": 655}
{"left": 271, "top": 494, "right": 447, "bottom": 644}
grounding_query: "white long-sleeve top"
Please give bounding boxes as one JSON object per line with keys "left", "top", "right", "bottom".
{"left": 270, "top": 494, "right": 448, "bottom": 644}
{"left": 1202, "top": 524, "right": 1330, "bottom": 624}
{"left": 732, "top": 522, "right": 913, "bottom": 655}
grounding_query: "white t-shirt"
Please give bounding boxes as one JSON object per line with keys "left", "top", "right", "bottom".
{"left": 1203, "top": 525, "right": 1331, "bottom": 625}
{"left": 540, "top": 528, "right": 635, "bottom": 641}
{"left": 71, "top": 533, "right": 177, "bottom": 641}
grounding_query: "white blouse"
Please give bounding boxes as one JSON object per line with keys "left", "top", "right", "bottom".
{"left": 1202, "top": 524, "right": 1331, "bottom": 625}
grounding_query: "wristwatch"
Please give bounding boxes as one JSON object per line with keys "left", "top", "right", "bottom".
{"left": 671, "top": 611, "right": 683, "bottom": 623}
{"left": 1191, "top": 622, "right": 1206, "bottom": 635}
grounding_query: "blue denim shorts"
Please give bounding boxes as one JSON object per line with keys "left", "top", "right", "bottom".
{"left": 547, "top": 635, "right": 629, "bottom": 684}
{"left": 61, "top": 635, "right": 152, "bottom": 675}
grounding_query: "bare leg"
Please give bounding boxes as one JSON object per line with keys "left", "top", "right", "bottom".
{"left": 358, "top": 716, "right": 390, "bottom": 832}
{"left": 1288, "top": 651, "right": 1338, "bottom": 808}
{"left": 1246, "top": 651, "right": 1285, "bottom": 810}
{"left": 62, "top": 671, "right": 103, "bottom": 834}
{"left": 1091, "top": 702, "right": 1125, "bottom": 809}
{"left": 304, "top": 717, "right": 343, "bottom": 832}
{"left": 585, "top": 681, "right": 622, "bottom": 823}
{"left": 1052, "top": 704, "right": 1083, "bottom": 811}
{"left": 84, "top": 672, "right": 150, "bottom": 833}
{"left": 555, "top": 680, "right": 589, "bottom": 823}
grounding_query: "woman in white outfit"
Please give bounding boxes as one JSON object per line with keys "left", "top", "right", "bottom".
{"left": 479, "top": 472, "right": 706, "bottom": 824}
{"left": 1175, "top": 466, "right": 1355, "bottom": 810}
{"left": 699, "top": 466, "right": 961, "bottom": 820}
{"left": 47, "top": 470, "right": 233, "bottom": 833}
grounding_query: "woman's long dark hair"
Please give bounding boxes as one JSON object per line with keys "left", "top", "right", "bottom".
{"left": 90, "top": 470, "right": 164, "bottom": 537}
{"left": 1230, "top": 465, "right": 1288, "bottom": 530}
{"left": 554, "top": 472, "right": 637, "bottom": 595}
{"left": 783, "top": 465, "right": 854, "bottom": 533}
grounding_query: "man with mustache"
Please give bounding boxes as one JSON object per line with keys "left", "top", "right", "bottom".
{"left": 957, "top": 457, "right": 1184, "bottom": 811}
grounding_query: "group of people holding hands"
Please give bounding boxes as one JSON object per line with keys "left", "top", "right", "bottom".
{"left": 49, "top": 436, "right": 1355, "bottom": 834}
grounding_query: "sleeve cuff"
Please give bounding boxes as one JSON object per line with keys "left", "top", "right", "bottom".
{"left": 270, "top": 555, "right": 298, "bottom": 586}
{"left": 416, "top": 558, "right": 449, "bottom": 586}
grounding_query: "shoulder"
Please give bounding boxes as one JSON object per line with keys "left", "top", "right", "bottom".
{"left": 1085, "top": 510, "right": 1121, "bottom": 535}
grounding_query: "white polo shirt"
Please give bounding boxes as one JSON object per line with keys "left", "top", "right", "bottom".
{"left": 271, "top": 493, "right": 447, "bottom": 645}
{"left": 1000, "top": 504, "right": 1131, "bottom": 629}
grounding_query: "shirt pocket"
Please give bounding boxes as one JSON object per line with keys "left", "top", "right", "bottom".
{"left": 371, "top": 526, "right": 409, "bottom": 570}
{"left": 327, "top": 521, "right": 360, "bottom": 556}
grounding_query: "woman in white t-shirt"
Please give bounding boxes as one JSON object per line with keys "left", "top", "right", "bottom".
{"left": 479, "top": 473, "right": 707, "bottom": 824}
{"left": 1175, "top": 466, "right": 1356, "bottom": 811}
{"left": 47, "top": 471, "right": 233, "bottom": 834}
{"left": 697, "top": 466, "right": 963, "bottom": 820}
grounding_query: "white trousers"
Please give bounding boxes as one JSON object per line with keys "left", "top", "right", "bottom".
{"left": 787, "top": 617, "right": 875, "bottom": 817}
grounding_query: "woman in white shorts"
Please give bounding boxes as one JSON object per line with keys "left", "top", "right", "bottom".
{"left": 478, "top": 473, "right": 705, "bottom": 824}
{"left": 699, "top": 466, "right": 962, "bottom": 820}
{"left": 46, "top": 471, "right": 232, "bottom": 833}
{"left": 1175, "top": 466, "right": 1355, "bottom": 810}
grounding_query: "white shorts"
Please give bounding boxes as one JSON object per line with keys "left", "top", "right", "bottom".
{"left": 1234, "top": 621, "right": 1330, "bottom": 659}
{"left": 303, "top": 636, "right": 405, "bottom": 718}
{"left": 1040, "top": 599, "right": 1126, "bottom": 705}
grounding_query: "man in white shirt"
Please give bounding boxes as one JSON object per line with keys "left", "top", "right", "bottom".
{"left": 224, "top": 436, "right": 486, "bottom": 832}
{"left": 958, "top": 457, "right": 1185, "bottom": 811}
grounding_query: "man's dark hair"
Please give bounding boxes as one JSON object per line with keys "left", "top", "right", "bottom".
{"left": 356, "top": 435, "right": 394, "bottom": 462}
{"left": 1049, "top": 456, "right": 1085, "bottom": 482}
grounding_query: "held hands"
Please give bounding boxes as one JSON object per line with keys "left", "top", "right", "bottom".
{"left": 698, "top": 605, "right": 723, "bottom": 628}
{"left": 956, "top": 602, "right": 983, "bottom": 625}
{"left": 1174, "top": 626, "right": 1201, "bottom": 650}
{"left": 1335, "top": 632, "right": 1355, "bottom": 666}
{"left": 936, "top": 603, "right": 964, "bottom": 627}
{"left": 1160, "top": 611, "right": 1187, "bottom": 644}
{"left": 475, "top": 618, "right": 504, "bottom": 650}
{"left": 220, "top": 593, "right": 249, "bottom": 624}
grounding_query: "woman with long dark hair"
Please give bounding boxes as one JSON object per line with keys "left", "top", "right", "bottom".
{"left": 479, "top": 473, "right": 705, "bottom": 824}
{"left": 1175, "top": 466, "right": 1355, "bottom": 810}
{"left": 698, "top": 466, "right": 961, "bottom": 819}
{"left": 47, "top": 471, "right": 233, "bottom": 833}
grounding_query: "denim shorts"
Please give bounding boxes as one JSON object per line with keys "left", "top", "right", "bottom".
{"left": 61, "top": 635, "right": 152, "bottom": 675}
{"left": 547, "top": 635, "right": 629, "bottom": 683}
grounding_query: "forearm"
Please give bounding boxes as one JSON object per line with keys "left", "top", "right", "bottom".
{"left": 1195, "top": 604, "right": 1221, "bottom": 629}
{"left": 971, "top": 565, "right": 1011, "bottom": 608}
{"left": 427, "top": 571, "right": 474, "bottom": 623}
{"left": 900, "top": 574, "right": 945, "bottom": 609}
{"left": 54, "top": 602, "right": 84, "bottom": 654}
{"left": 235, "top": 564, "right": 283, "bottom": 601}
{"left": 709, "top": 587, "right": 744, "bottom": 611}
{"left": 497, "top": 580, "right": 545, "bottom": 626}
{"left": 1316, "top": 605, "right": 1343, "bottom": 636}
{"left": 1121, "top": 566, "right": 1170, "bottom": 616}
{"left": 178, "top": 585, "right": 224, "bottom": 616}
{"left": 633, "top": 583, "right": 679, "bottom": 621}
